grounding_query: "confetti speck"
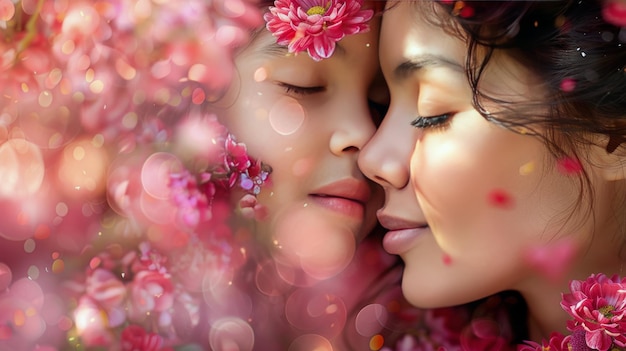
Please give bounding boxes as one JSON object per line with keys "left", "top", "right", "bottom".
{"left": 603, "top": 0, "right": 626, "bottom": 27}
{"left": 560, "top": 78, "right": 576, "bottom": 92}
{"left": 519, "top": 161, "right": 535, "bottom": 175}
{"left": 487, "top": 189, "right": 514, "bottom": 209}
{"left": 370, "top": 334, "right": 384, "bottom": 350}
{"left": 557, "top": 157, "right": 583, "bottom": 175}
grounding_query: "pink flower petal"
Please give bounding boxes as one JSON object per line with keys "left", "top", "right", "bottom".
{"left": 603, "top": 0, "right": 626, "bottom": 27}
{"left": 487, "top": 189, "right": 514, "bottom": 209}
{"left": 560, "top": 78, "right": 577, "bottom": 92}
{"left": 557, "top": 157, "right": 583, "bottom": 175}
{"left": 264, "top": 0, "right": 373, "bottom": 60}
{"left": 524, "top": 239, "right": 576, "bottom": 282}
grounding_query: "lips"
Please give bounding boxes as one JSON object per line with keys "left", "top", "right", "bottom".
{"left": 309, "top": 178, "right": 371, "bottom": 218}
{"left": 377, "top": 213, "right": 426, "bottom": 231}
{"left": 377, "top": 211, "right": 429, "bottom": 255}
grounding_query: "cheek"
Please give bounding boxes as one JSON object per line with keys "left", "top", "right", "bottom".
{"left": 411, "top": 138, "right": 496, "bottom": 235}
{"left": 413, "top": 125, "right": 509, "bottom": 211}
{"left": 223, "top": 81, "right": 309, "bottom": 143}
{"left": 410, "top": 117, "right": 551, "bottom": 241}
{"left": 267, "top": 96, "right": 307, "bottom": 136}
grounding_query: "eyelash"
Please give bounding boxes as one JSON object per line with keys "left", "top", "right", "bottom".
{"left": 278, "top": 82, "right": 325, "bottom": 96}
{"left": 410, "top": 114, "right": 451, "bottom": 129}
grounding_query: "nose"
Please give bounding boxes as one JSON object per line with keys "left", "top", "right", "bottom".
{"left": 358, "top": 107, "right": 413, "bottom": 189}
{"left": 329, "top": 95, "right": 377, "bottom": 155}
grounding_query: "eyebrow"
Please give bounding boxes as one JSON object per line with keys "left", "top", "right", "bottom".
{"left": 393, "top": 54, "right": 464, "bottom": 80}
{"left": 261, "top": 41, "right": 346, "bottom": 58}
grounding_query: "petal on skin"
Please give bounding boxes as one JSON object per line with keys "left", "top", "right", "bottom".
{"left": 602, "top": 0, "right": 626, "bottom": 27}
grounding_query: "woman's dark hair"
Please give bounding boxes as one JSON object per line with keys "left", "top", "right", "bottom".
{"left": 423, "top": 0, "right": 626, "bottom": 155}
{"left": 412, "top": 0, "right": 626, "bottom": 237}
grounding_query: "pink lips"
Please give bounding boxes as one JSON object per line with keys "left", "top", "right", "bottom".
{"left": 309, "top": 179, "right": 371, "bottom": 219}
{"left": 377, "top": 212, "right": 429, "bottom": 255}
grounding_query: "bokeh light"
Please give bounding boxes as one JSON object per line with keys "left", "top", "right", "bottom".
{"left": 0, "top": 138, "right": 45, "bottom": 197}
{"left": 209, "top": 317, "right": 255, "bottom": 351}
{"left": 272, "top": 205, "right": 357, "bottom": 281}
{"left": 288, "top": 334, "right": 333, "bottom": 351}
{"left": 269, "top": 96, "right": 306, "bottom": 136}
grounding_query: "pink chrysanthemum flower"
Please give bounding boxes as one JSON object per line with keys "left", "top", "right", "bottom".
{"left": 517, "top": 332, "right": 571, "bottom": 351}
{"left": 264, "top": 0, "right": 374, "bottom": 61}
{"left": 560, "top": 274, "right": 626, "bottom": 351}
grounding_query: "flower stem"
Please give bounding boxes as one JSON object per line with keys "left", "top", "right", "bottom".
{"left": 16, "top": 0, "right": 45, "bottom": 59}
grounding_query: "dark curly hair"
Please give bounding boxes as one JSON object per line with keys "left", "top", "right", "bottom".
{"left": 401, "top": 0, "right": 626, "bottom": 241}
{"left": 421, "top": 0, "right": 626, "bottom": 155}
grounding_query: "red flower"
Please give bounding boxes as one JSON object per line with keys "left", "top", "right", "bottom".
{"left": 517, "top": 332, "right": 571, "bottom": 351}
{"left": 127, "top": 270, "right": 174, "bottom": 320}
{"left": 561, "top": 274, "right": 626, "bottom": 351}
{"left": 120, "top": 325, "right": 165, "bottom": 351}
{"left": 86, "top": 269, "right": 126, "bottom": 309}
{"left": 264, "top": 0, "right": 374, "bottom": 61}
{"left": 460, "top": 318, "right": 515, "bottom": 351}
{"left": 224, "top": 134, "right": 252, "bottom": 174}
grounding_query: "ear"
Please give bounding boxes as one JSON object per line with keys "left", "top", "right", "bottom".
{"left": 588, "top": 135, "right": 626, "bottom": 181}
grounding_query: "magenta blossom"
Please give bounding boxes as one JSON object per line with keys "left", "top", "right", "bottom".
{"left": 517, "top": 332, "right": 571, "bottom": 351}
{"left": 264, "top": 0, "right": 374, "bottom": 61}
{"left": 561, "top": 274, "right": 626, "bottom": 351}
{"left": 461, "top": 318, "right": 515, "bottom": 351}
{"left": 121, "top": 325, "right": 171, "bottom": 351}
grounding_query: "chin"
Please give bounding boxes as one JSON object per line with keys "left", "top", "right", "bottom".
{"left": 400, "top": 267, "right": 455, "bottom": 309}
{"left": 402, "top": 283, "right": 442, "bottom": 309}
{"left": 270, "top": 208, "right": 359, "bottom": 278}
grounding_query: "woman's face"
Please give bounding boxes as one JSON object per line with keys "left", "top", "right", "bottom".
{"left": 360, "top": 1, "right": 609, "bottom": 307}
{"left": 214, "top": 21, "right": 384, "bottom": 280}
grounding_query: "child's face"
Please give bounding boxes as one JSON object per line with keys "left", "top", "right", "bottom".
{"left": 215, "top": 22, "right": 384, "bottom": 280}
{"left": 360, "top": 1, "right": 608, "bottom": 307}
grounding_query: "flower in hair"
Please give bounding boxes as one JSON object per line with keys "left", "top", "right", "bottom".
{"left": 264, "top": 0, "right": 374, "bottom": 61}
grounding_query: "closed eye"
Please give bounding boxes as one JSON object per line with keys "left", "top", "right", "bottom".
{"left": 410, "top": 114, "right": 451, "bottom": 129}
{"left": 278, "top": 82, "right": 325, "bottom": 96}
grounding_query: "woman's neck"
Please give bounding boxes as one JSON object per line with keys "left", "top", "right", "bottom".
{"left": 522, "top": 279, "right": 571, "bottom": 341}
{"left": 520, "top": 241, "right": 624, "bottom": 341}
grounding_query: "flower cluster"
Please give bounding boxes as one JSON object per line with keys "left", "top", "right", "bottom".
{"left": 519, "top": 273, "right": 626, "bottom": 351}
{"left": 0, "top": 0, "right": 262, "bottom": 142}
{"left": 380, "top": 292, "right": 523, "bottom": 351}
{"left": 264, "top": 0, "right": 374, "bottom": 61}
{"left": 0, "top": 1, "right": 425, "bottom": 350}
{"left": 5, "top": 0, "right": 625, "bottom": 350}
{"left": 0, "top": 111, "right": 270, "bottom": 350}
{"left": 0, "top": 1, "right": 274, "bottom": 349}
{"left": 168, "top": 116, "right": 271, "bottom": 229}
{"left": 62, "top": 237, "right": 258, "bottom": 350}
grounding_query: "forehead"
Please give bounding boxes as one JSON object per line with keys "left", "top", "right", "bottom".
{"left": 244, "top": 29, "right": 289, "bottom": 57}
{"left": 380, "top": 2, "right": 465, "bottom": 68}
{"left": 243, "top": 27, "right": 379, "bottom": 70}
{"left": 380, "top": 2, "right": 545, "bottom": 108}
